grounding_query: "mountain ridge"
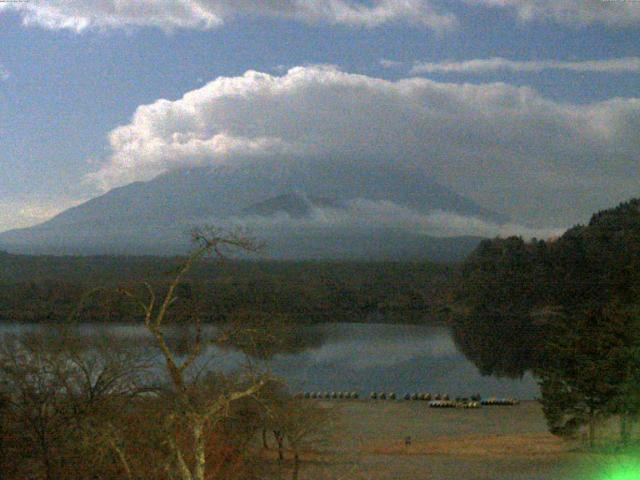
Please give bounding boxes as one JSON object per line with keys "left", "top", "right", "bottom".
{"left": 0, "top": 161, "right": 506, "bottom": 260}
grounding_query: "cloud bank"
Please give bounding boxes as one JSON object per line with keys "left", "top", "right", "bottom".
{"left": 1, "top": 0, "right": 638, "bottom": 32}
{"left": 0, "top": 0, "right": 457, "bottom": 32}
{"left": 87, "top": 65, "right": 640, "bottom": 225}
{"left": 467, "top": 0, "right": 640, "bottom": 27}
{"left": 231, "top": 199, "right": 565, "bottom": 240}
{"left": 411, "top": 57, "right": 640, "bottom": 74}
{"left": 0, "top": 198, "right": 83, "bottom": 233}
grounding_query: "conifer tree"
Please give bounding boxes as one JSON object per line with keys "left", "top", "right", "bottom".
{"left": 538, "top": 304, "right": 640, "bottom": 447}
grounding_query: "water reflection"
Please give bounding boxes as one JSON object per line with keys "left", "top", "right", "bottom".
{"left": 265, "top": 324, "right": 539, "bottom": 398}
{"left": 0, "top": 323, "right": 540, "bottom": 399}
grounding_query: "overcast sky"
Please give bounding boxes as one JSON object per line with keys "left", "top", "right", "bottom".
{"left": 0, "top": 0, "right": 638, "bottom": 232}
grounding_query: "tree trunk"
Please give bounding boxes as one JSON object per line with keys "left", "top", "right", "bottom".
{"left": 292, "top": 451, "right": 300, "bottom": 480}
{"left": 194, "top": 421, "right": 206, "bottom": 480}
{"left": 262, "top": 427, "right": 269, "bottom": 449}
{"left": 109, "top": 438, "right": 134, "bottom": 480}
{"left": 37, "top": 430, "right": 54, "bottom": 480}
{"left": 43, "top": 455, "right": 53, "bottom": 480}
{"left": 168, "top": 431, "right": 194, "bottom": 480}
{"left": 273, "top": 431, "right": 284, "bottom": 461}
{"left": 620, "top": 414, "right": 630, "bottom": 446}
{"left": 588, "top": 412, "right": 596, "bottom": 448}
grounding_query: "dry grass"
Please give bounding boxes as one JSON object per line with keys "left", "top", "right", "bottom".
{"left": 258, "top": 401, "right": 628, "bottom": 479}
{"left": 290, "top": 400, "right": 583, "bottom": 479}
{"left": 366, "top": 432, "right": 569, "bottom": 459}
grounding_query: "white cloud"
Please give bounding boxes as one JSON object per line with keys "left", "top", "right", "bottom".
{"left": 411, "top": 57, "right": 640, "bottom": 74}
{"left": 1, "top": 0, "right": 637, "bottom": 32}
{"left": 86, "top": 65, "right": 640, "bottom": 225}
{"left": 231, "top": 199, "right": 565, "bottom": 239}
{"left": 0, "top": 65, "right": 9, "bottom": 81}
{"left": 379, "top": 58, "right": 404, "bottom": 69}
{"left": 0, "top": 1, "right": 222, "bottom": 32}
{"left": 0, "top": 197, "right": 85, "bottom": 233}
{"left": 466, "top": 0, "right": 640, "bottom": 27}
{"left": 0, "top": 1, "right": 457, "bottom": 32}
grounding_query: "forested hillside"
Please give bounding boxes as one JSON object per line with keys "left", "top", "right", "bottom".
{"left": 454, "top": 198, "right": 640, "bottom": 443}
{"left": 0, "top": 252, "right": 453, "bottom": 324}
{"left": 454, "top": 198, "right": 640, "bottom": 377}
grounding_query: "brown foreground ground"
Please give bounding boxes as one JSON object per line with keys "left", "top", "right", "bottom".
{"left": 269, "top": 400, "right": 623, "bottom": 480}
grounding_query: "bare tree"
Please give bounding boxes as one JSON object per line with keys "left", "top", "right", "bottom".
{"left": 0, "top": 333, "right": 69, "bottom": 480}
{"left": 0, "top": 329, "right": 152, "bottom": 480}
{"left": 0, "top": 228, "right": 332, "bottom": 480}
{"left": 119, "top": 228, "right": 272, "bottom": 480}
{"left": 256, "top": 380, "right": 333, "bottom": 480}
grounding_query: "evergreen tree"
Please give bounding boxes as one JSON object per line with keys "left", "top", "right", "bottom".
{"left": 454, "top": 236, "right": 549, "bottom": 377}
{"left": 604, "top": 304, "right": 640, "bottom": 445}
{"left": 538, "top": 304, "right": 640, "bottom": 447}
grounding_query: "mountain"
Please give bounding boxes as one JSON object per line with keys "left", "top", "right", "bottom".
{"left": 241, "top": 193, "right": 343, "bottom": 218}
{"left": 0, "top": 160, "right": 506, "bottom": 260}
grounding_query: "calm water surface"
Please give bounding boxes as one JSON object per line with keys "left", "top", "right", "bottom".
{"left": 0, "top": 323, "right": 539, "bottom": 399}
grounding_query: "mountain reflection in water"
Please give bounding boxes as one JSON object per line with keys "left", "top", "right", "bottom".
{"left": 0, "top": 323, "right": 539, "bottom": 399}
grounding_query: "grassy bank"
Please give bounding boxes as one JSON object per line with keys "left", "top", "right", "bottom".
{"left": 275, "top": 400, "right": 594, "bottom": 480}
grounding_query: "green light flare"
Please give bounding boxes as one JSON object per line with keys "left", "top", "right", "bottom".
{"left": 595, "top": 458, "right": 640, "bottom": 480}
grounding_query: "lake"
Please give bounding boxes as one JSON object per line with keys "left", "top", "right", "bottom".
{"left": 0, "top": 322, "right": 540, "bottom": 400}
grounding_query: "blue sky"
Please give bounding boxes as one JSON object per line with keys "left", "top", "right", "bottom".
{"left": 0, "top": 1, "right": 639, "bottom": 232}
